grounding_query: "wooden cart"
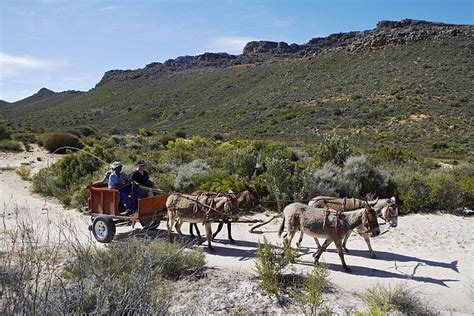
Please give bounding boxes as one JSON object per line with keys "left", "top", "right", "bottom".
{"left": 87, "top": 184, "right": 169, "bottom": 243}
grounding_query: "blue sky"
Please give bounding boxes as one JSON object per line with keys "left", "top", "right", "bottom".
{"left": 0, "top": 0, "right": 472, "bottom": 102}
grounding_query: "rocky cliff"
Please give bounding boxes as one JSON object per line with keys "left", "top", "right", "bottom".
{"left": 96, "top": 19, "right": 472, "bottom": 86}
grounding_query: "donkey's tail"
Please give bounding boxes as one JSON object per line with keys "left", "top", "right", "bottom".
{"left": 248, "top": 215, "right": 282, "bottom": 234}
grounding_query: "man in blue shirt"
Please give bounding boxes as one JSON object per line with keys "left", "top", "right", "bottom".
{"left": 108, "top": 161, "right": 138, "bottom": 215}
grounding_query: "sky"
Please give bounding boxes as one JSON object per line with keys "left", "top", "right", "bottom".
{"left": 0, "top": 0, "right": 472, "bottom": 102}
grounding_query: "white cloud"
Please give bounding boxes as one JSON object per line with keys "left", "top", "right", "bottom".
{"left": 0, "top": 52, "right": 54, "bottom": 78}
{"left": 101, "top": 5, "right": 122, "bottom": 11}
{"left": 207, "top": 36, "right": 257, "bottom": 54}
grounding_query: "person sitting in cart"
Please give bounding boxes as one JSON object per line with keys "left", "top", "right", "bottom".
{"left": 93, "top": 167, "right": 113, "bottom": 187}
{"left": 108, "top": 161, "right": 138, "bottom": 215}
{"left": 130, "top": 159, "right": 155, "bottom": 198}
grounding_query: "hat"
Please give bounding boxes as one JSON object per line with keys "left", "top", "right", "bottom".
{"left": 136, "top": 159, "right": 145, "bottom": 166}
{"left": 111, "top": 161, "right": 122, "bottom": 169}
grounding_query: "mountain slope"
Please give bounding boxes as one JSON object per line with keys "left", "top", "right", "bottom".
{"left": 0, "top": 88, "right": 83, "bottom": 122}
{"left": 2, "top": 20, "right": 473, "bottom": 155}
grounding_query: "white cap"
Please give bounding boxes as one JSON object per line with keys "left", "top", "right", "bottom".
{"left": 111, "top": 161, "right": 122, "bottom": 169}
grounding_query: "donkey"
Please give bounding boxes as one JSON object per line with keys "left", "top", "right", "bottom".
{"left": 166, "top": 193, "right": 239, "bottom": 250}
{"left": 307, "top": 196, "right": 398, "bottom": 257}
{"left": 279, "top": 203, "right": 380, "bottom": 272}
{"left": 189, "top": 187, "right": 260, "bottom": 243}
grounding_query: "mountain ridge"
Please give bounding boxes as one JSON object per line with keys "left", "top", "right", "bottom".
{"left": 96, "top": 18, "right": 472, "bottom": 86}
{"left": 1, "top": 19, "right": 472, "bottom": 157}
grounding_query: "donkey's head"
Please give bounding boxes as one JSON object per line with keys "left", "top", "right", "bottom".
{"left": 363, "top": 201, "right": 380, "bottom": 237}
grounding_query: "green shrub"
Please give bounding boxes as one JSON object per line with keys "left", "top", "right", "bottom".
{"left": 428, "top": 171, "right": 464, "bottom": 211}
{"left": 397, "top": 174, "right": 432, "bottom": 213}
{"left": 32, "top": 143, "right": 115, "bottom": 206}
{"left": 43, "top": 133, "right": 82, "bottom": 154}
{"left": 358, "top": 284, "right": 432, "bottom": 315}
{"left": 0, "top": 124, "right": 11, "bottom": 140}
{"left": 193, "top": 169, "right": 245, "bottom": 193}
{"left": 11, "top": 132, "right": 37, "bottom": 144}
{"left": 2, "top": 221, "right": 204, "bottom": 315}
{"left": 0, "top": 140, "right": 23, "bottom": 152}
{"left": 318, "top": 133, "right": 352, "bottom": 166}
{"left": 255, "top": 238, "right": 282, "bottom": 295}
{"left": 173, "top": 159, "right": 210, "bottom": 191}
{"left": 261, "top": 157, "right": 304, "bottom": 211}
{"left": 15, "top": 166, "right": 32, "bottom": 180}
{"left": 296, "top": 265, "right": 329, "bottom": 316}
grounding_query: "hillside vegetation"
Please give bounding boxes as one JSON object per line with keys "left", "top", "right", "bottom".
{"left": 1, "top": 20, "right": 472, "bottom": 158}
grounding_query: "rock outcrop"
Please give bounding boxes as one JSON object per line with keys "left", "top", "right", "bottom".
{"left": 96, "top": 19, "right": 473, "bottom": 86}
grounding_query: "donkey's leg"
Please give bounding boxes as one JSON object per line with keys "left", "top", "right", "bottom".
{"left": 313, "top": 237, "right": 321, "bottom": 249}
{"left": 211, "top": 222, "right": 224, "bottom": 240}
{"left": 296, "top": 230, "right": 304, "bottom": 248}
{"left": 361, "top": 233, "right": 376, "bottom": 258}
{"left": 167, "top": 213, "right": 175, "bottom": 243}
{"left": 226, "top": 222, "right": 235, "bottom": 243}
{"left": 342, "top": 231, "right": 352, "bottom": 253}
{"left": 175, "top": 220, "right": 184, "bottom": 240}
{"left": 314, "top": 238, "right": 331, "bottom": 261}
{"left": 283, "top": 227, "right": 297, "bottom": 247}
{"left": 205, "top": 222, "right": 214, "bottom": 251}
{"left": 190, "top": 223, "right": 200, "bottom": 237}
{"left": 334, "top": 238, "right": 351, "bottom": 272}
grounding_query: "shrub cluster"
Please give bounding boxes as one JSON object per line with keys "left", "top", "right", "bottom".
{"left": 43, "top": 132, "right": 83, "bottom": 154}
{"left": 1, "top": 220, "right": 204, "bottom": 315}
{"left": 32, "top": 133, "right": 473, "bottom": 213}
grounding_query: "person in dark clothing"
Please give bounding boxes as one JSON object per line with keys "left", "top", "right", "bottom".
{"left": 130, "top": 160, "right": 155, "bottom": 198}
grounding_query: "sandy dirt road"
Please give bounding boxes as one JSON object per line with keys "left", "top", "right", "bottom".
{"left": 1, "top": 147, "right": 473, "bottom": 314}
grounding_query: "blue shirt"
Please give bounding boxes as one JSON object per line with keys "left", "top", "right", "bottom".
{"left": 108, "top": 171, "right": 127, "bottom": 189}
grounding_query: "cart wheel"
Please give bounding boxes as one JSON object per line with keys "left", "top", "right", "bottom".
{"left": 92, "top": 216, "right": 116, "bottom": 243}
{"left": 140, "top": 219, "right": 161, "bottom": 230}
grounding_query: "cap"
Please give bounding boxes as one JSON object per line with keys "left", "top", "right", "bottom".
{"left": 111, "top": 161, "right": 122, "bottom": 169}
{"left": 136, "top": 159, "right": 145, "bottom": 166}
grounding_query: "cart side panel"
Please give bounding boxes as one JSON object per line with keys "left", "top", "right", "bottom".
{"left": 89, "top": 187, "right": 119, "bottom": 216}
{"left": 139, "top": 194, "right": 169, "bottom": 215}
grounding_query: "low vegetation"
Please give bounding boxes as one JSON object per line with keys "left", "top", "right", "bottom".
{"left": 356, "top": 284, "right": 433, "bottom": 315}
{"left": 15, "top": 166, "right": 32, "bottom": 180}
{"left": 42, "top": 132, "right": 83, "bottom": 154}
{"left": 27, "top": 132, "right": 473, "bottom": 212}
{"left": 1, "top": 218, "right": 204, "bottom": 314}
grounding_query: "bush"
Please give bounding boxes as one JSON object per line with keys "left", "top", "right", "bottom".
{"left": 358, "top": 284, "right": 432, "bottom": 315}
{"left": 173, "top": 159, "right": 210, "bottom": 191}
{"left": 295, "top": 265, "right": 329, "bottom": 316}
{"left": 0, "top": 124, "right": 11, "bottom": 140}
{"left": 318, "top": 133, "right": 352, "bottom": 166}
{"left": 396, "top": 174, "right": 432, "bottom": 213}
{"left": 32, "top": 143, "right": 115, "bottom": 206}
{"left": 255, "top": 238, "right": 282, "bottom": 294}
{"left": 193, "top": 169, "right": 245, "bottom": 193}
{"left": 260, "top": 157, "right": 304, "bottom": 211}
{"left": 0, "top": 140, "right": 23, "bottom": 152}
{"left": 1, "top": 219, "right": 204, "bottom": 315}
{"left": 428, "top": 171, "right": 464, "bottom": 211}
{"left": 11, "top": 132, "right": 37, "bottom": 144}
{"left": 43, "top": 133, "right": 82, "bottom": 154}
{"left": 15, "top": 166, "right": 32, "bottom": 180}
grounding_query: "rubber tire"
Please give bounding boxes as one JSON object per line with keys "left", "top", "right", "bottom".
{"left": 92, "top": 216, "right": 116, "bottom": 243}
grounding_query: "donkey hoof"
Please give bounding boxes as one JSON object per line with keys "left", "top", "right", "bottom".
{"left": 229, "top": 239, "right": 236, "bottom": 244}
{"left": 207, "top": 246, "right": 215, "bottom": 252}
{"left": 371, "top": 253, "right": 377, "bottom": 259}
{"left": 343, "top": 266, "right": 352, "bottom": 273}
{"left": 296, "top": 242, "right": 301, "bottom": 248}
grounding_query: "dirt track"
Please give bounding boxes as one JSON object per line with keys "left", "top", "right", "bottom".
{"left": 1, "top": 147, "right": 473, "bottom": 314}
